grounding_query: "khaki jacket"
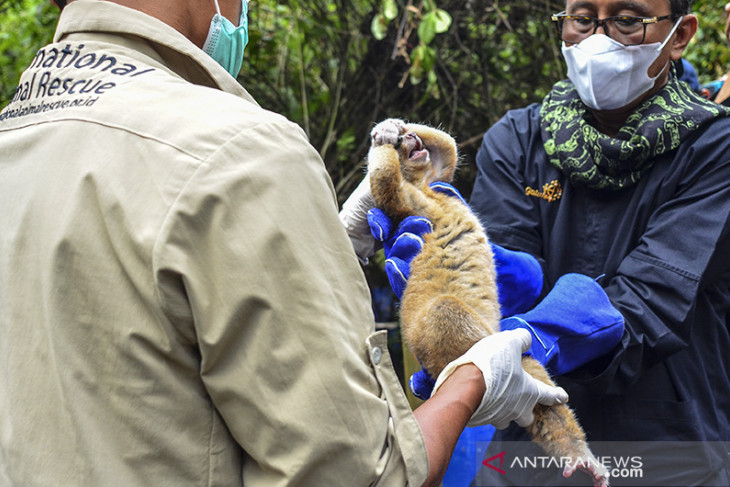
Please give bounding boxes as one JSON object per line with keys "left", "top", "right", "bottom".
{"left": 0, "top": 1, "right": 427, "bottom": 485}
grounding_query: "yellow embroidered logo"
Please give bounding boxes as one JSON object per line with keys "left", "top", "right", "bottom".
{"left": 525, "top": 180, "right": 563, "bottom": 202}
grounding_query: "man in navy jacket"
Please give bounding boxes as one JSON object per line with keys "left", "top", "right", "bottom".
{"left": 470, "top": 0, "right": 730, "bottom": 484}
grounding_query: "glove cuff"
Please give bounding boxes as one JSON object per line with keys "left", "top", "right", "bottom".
{"left": 507, "top": 273, "right": 625, "bottom": 375}
{"left": 499, "top": 316, "right": 550, "bottom": 364}
{"left": 431, "top": 344, "right": 495, "bottom": 427}
{"left": 432, "top": 353, "right": 484, "bottom": 400}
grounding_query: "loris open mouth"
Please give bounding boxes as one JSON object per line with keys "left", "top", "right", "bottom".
{"left": 403, "top": 133, "right": 429, "bottom": 161}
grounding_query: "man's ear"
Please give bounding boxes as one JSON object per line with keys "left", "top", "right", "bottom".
{"left": 670, "top": 14, "right": 698, "bottom": 61}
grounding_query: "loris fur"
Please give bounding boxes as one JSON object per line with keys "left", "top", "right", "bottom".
{"left": 366, "top": 118, "right": 609, "bottom": 487}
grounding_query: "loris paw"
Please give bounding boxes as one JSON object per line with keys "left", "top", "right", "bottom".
{"left": 371, "top": 119, "right": 406, "bottom": 147}
{"left": 563, "top": 457, "right": 610, "bottom": 487}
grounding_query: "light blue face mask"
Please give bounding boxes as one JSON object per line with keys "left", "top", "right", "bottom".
{"left": 203, "top": 0, "right": 250, "bottom": 78}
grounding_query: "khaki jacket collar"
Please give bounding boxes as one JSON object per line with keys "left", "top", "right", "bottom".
{"left": 53, "top": 0, "right": 257, "bottom": 105}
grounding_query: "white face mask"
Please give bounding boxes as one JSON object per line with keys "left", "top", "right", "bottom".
{"left": 562, "top": 17, "right": 682, "bottom": 110}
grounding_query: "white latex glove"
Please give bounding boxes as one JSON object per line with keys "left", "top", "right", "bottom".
{"left": 432, "top": 329, "right": 569, "bottom": 429}
{"left": 339, "top": 173, "right": 377, "bottom": 263}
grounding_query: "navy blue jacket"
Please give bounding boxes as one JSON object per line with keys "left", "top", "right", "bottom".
{"left": 469, "top": 103, "right": 730, "bottom": 485}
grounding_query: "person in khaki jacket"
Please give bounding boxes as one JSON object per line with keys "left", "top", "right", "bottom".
{"left": 0, "top": 1, "right": 567, "bottom": 485}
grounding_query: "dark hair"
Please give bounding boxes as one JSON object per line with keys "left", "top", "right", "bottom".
{"left": 669, "top": 0, "right": 692, "bottom": 17}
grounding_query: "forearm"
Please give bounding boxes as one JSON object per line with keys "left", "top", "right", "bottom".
{"left": 413, "top": 364, "right": 484, "bottom": 487}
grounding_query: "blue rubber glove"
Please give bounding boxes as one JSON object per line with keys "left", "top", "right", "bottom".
{"left": 500, "top": 273, "right": 625, "bottom": 375}
{"left": 367, "top": 182, "right": 464, "bottom": 300}
{"left": 491, "top": 244, "right": 543, "bottom": 317}
{"left": 367, "top": 208, "right": 432, "bottom": 300}
{"left": 409, "top": 369, "right": 436, "bottom": 401}
{"left": 429, "top": 181, "right": 468, "bottom": 205}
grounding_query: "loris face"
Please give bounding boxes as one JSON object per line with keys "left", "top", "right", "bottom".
{"left": 395, "top": 132, "right": 435, "bottom": 185}
{"left": 370, "top": 119, "right": 457, "bottom": 188}
{"left": 398, "top": 132, "right": 429, "bottom": 163}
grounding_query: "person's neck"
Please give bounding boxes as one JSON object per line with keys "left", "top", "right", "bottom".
{"left": 105, "top": 0, "right": 215, "bottom": 48}
{"left": 590, "top": 109, "right": 631, "bottom": 138}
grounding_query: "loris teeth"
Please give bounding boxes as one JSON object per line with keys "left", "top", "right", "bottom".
{"left": 407, "top": 134, "right": 424, "bottom": 159}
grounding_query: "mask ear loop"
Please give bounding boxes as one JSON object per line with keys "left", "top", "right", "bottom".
{"left": 212, "top": 0, "right": 248, "bottom": 27}
{"left": 658, "top": 16, "right": 683, "bottom": 51}
{"left": 647, "top": 16, "right": 684, "bottom": 83}
{"left": 240, "top": 0, "right": 250, "bottom": 28}
{"left": 238, "top": 0, "right": 250, "bottom": 27}
{"left": 212, "top": 0, "right": 223, "bottom": 18}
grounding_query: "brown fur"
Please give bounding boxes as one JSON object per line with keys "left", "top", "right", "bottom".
{"left": 367, "top": 119, "right": 609, "bottom": 486}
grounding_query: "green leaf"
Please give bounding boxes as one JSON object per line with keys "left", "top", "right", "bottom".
{"left": 410, "top": 44, "right": 436, "bottom": 84}
{"left": 371, "top": 13, "right": 388, "bottom": 40}
{"left": 421, "top": 45, "right": 436, "bottom": 72}
{"left": 409, "top": 44, "right": 426, "bottom": 83}
{"left": 418, "top": 13, "right": 437, "bottom": 44}
{"left": 432, "top": 9, "right": 452, "bottom": 33}
{"left": 383, "top": 0, "right": 398, "bottom": 21}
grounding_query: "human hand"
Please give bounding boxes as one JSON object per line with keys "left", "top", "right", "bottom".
{"left": 432, "top": 329, "right": 569, "bottom": 428}
{"left": 338, "top": 172, "right": 441, "bottom": 266}
{"left": 367, "top": 208, "right": 432, "bottom": 299}
{"left": 339, "top": 174, "right": 377, "bottom": 262}
{"left": 500, "top": 273, "right": 624, "bottom": 375}
{"left": 409, "top": 369, "right": 436, "bottom": 401}
{"left": 338, "top": 119, "right": 411, "bottom": 262}
{"left": 366, "top": 180, "right": 467, "bottom": 299}
{"left": 429, "top": 181, "right": 468, "bottom": 205}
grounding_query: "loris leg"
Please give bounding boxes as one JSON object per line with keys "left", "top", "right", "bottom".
{"left": 400, "top": 293, "right": 490, "bottom": 378}
{"left": 368, "top": 144, "right": 418, "bottom": 221}
{"left": 368, "top": 119, "right": 415, "bottom": 220}
{"left": 522, "top": 357, "right": 610, "bottom": 487}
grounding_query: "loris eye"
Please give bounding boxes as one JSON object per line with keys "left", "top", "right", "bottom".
{"left": 405, "top": 133, "right": 423, "bottom": 152}
{"left": 404, "top": 133, "right": 428, "bottom": 161}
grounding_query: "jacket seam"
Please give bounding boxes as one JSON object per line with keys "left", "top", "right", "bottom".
{"left": 206, "top": 409, "right": 217, "bottom": 487}
{"left": 627, "top": 251, "right": 700, "bottom": 281}
{"left": 0, "top": 116, "right": 206, "bottom": 161}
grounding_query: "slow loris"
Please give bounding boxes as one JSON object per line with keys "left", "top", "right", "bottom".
{"left": 367, "top": 118, "right": 609, "bottom": 487}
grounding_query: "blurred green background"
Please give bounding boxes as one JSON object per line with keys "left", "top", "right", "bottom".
{"left": 3, "top": 0, "right": 727, "bottom": 204}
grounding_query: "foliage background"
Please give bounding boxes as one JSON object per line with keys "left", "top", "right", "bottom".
{"left": 1, "top": 0, "right": 728, "bottom": 201}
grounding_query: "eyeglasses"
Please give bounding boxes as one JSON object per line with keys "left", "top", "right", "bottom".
{"left": 551, "top": 11, "right": 673, "bottom": 46}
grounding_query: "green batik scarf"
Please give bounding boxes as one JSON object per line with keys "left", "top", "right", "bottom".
{"left": 540, "top": 69, "right": 730, "bottom": 191}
